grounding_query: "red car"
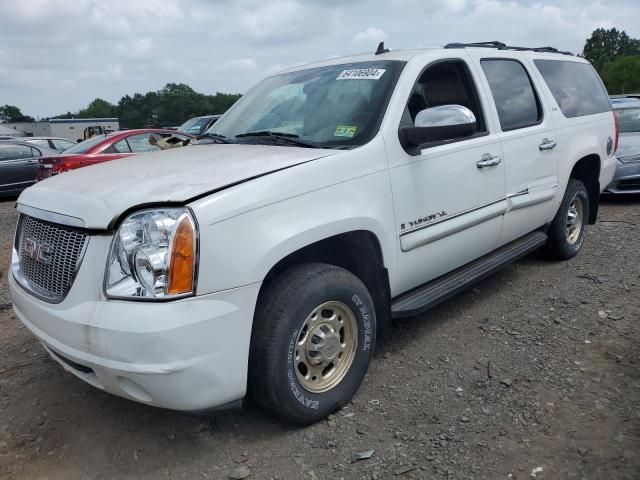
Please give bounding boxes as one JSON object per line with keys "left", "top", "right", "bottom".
{"left": 37, "top": 129, "right": 192, "bottom": 180}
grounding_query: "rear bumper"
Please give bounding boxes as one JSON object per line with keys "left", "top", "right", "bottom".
{"left": 605, "top": 159, "right": 640, "bottom": 193}
{"left": 9, "top": 271, "right": 261, "bottom": 411}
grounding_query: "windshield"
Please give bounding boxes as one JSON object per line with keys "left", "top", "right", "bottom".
{"left": 178, "top": 117, "right": 210, "bottom": 135}
{"left": 62, "top": 134, "right": 107, "bottom": 154}
{"left": 208, "top": 61, "right": 404, "bottom": 148}
{"left": 616, "top": 107, "right": 640, "bottom": 133}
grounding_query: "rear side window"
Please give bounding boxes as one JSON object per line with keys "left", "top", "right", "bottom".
{"left": 29, "top": 139, "right": 50, "bottom": 149}
{"left": 481, "top": 59, "right": 542, "bottom": 131}
{"left": 534, "top": 60, "right": 611, "bottom": 118}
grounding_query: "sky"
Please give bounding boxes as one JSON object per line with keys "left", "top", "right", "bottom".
{"left": 1, "top": 0, "right": 639, "bottom": 118}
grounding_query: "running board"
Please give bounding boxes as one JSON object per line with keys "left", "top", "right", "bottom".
{"left": 391, "top": 231, "right": 547, "bottom": 318}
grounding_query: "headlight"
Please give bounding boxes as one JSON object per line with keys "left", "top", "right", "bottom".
{"left": 105, "top": 208, "right": 198, "bottom": 300}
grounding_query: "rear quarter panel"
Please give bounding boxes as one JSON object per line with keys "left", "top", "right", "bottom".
{"left": 525, "top": 54, "right": 615, "bottom": 219}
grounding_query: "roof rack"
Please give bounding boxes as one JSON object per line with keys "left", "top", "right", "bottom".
{"left": 444, "top": 41, "right": 573, "bottom": 56}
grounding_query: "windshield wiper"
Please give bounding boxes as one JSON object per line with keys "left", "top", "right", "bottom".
{"left": 234, "top": 130, "right": 320, "bottom": 148}
{"left": 196, "top": 132, "right": 233, "bottom": 143}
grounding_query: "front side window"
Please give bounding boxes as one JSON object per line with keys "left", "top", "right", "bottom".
{"left": 481, "top": 59, "right": 542, "bottom": 131}
{"left": 616, "top": 107, "right": 640, "bottom": 133}
{"left": 209, "top": 61, "right": 405, "bottom": 148}
{"left": 125, "top": 133, "right": 161, "bottom": 153}
{"left": 534, "top": 60, "right": 610, "bottom": 118}
{"left": 404, "top": 60, "right": 487, "bottom": 132}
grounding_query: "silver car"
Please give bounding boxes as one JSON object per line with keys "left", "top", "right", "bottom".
{"left": 608, "top": 102, "right": 640, "bottom": 193}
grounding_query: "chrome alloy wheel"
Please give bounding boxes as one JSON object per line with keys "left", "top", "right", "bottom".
{"left": 565, "top": 194, "right": 584, "bottom": 245}
{"left": 294, "top": 301, "right": 358, "bottom": 393}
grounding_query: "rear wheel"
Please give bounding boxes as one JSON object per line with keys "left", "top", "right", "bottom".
{"left": 249, "top": 263, "right": 376, "bottom": 424}
{"left": 544, "top": 179, "right": 590, "bottom": 260}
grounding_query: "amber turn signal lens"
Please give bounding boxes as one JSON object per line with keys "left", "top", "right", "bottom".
{"left": 168, "top": 215, "right": 195, "bottom": 295}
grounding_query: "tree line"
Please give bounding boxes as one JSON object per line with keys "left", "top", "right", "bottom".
{"left": 582, "top": 28, "right": 640, "bottom": 94}
{"left": 51, "top": 83, "right": 241, "bottom": 128}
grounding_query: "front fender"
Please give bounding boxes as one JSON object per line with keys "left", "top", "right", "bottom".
{"left": 190, "top": 142, "right": 398, "bottom": 295}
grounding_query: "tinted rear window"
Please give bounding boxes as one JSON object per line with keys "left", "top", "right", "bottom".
{"left": 534, "top": 60, "right": 611, "bottom": 118}
{"left": 481, "top": 59, "right": 542, "bottom": 131}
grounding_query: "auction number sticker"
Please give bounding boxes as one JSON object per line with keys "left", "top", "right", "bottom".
{"left": 336, "top": 68, "right": 386, "bottom": 80}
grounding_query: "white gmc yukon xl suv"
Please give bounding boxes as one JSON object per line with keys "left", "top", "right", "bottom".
{"left": 10, "top": 42, "right": 616, "bottom": 424}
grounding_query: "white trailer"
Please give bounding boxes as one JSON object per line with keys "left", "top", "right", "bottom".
{"left": 49, "top": 118, "right": 119, "bottom": 142}
{"left": 6, "top": 118, "right": 120, "bottom": 141}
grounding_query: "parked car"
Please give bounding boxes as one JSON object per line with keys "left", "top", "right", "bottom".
{"left": 606, "top": 102, "right": 640, "bottom": 193}
{"left": 0, "top": 141, "right": 58, "bottom": 196}
{"left": 610, "top": 98, "right": 640, "bottom": 106}
{"left": 17, "top": 137, "right": 76, "bottom": 152}
{"left": 10, "top": 42, "right": 616, "bottom": 424}
{"left": 37, "top": 129, "right": 193, "bottom": 180}
{"left": 177, "top": 114, "right": 221, "bottom": 136}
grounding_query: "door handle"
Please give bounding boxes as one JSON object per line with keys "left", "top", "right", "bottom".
{"left": 477, "top": 153, "right": 502, "bottom": 169}
{"left": 539, "top": 138, "right": 557, "bottom": 151}
{"left": 25, "top": 160, "right": 38, "bottom": 165}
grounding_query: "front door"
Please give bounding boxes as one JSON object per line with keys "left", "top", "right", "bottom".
{"left": 387, "top": 58, "right": 506, "bottom": 295}
{"left": 0, "top": 144, "right": 38, "bottom": 194}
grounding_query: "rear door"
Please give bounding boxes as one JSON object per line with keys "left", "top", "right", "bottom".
{"left": 469, "top": 53, "right": 559, "bottom": 245}
{"left": 0, "top": 144, "right": 38, "bottom": 193}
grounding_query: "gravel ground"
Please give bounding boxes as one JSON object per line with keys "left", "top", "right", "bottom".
{"left": 0, "top": 196, "right": 638, "bottom": 480}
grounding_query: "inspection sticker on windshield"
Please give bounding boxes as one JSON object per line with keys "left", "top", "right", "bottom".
{"left": 336, "top": 68, "right": 386, "bottom": 80}
{"left": 334, "top": 125, "right": 357, "bottom": 138}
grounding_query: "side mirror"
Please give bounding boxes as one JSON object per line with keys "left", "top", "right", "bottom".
{"left": 400, "top": 105, "right": 477, "bottom": 148}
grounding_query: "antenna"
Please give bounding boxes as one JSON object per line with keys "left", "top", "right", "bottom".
{"left": 375, "top": 41, "right": 390, "bottom": 55}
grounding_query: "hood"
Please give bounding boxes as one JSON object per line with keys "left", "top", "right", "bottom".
{"left": 18, "top": 143, "right": 337, "bottom": 229}
{"left": 617, "top": 132, "right": 640, "bottom": 160}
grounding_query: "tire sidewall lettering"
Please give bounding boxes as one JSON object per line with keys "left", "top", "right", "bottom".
{"left": 352, "top": 294, "right": 373, "bottom": 352}
{"left": 284, "top": 291, "right": 375, "bottom": 411}
{"left": 286, "top": 327, "right": 320, "bottom": 410}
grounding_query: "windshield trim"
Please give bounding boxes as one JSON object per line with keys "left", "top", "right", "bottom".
{"left": 208, "top": 60, "right": 407, "bottom": 150}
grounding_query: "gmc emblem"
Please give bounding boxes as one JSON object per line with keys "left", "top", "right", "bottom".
{"left": 22, "top": 238, "right": 53, "bottom": 265}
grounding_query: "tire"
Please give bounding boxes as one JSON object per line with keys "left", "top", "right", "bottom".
{"left": 544, "top": 179, "right": 590, "bottom": 260}
{"left": 248, "top": 263, "right": 376, "bottom": 425}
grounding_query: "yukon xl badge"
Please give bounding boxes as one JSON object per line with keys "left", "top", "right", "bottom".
{"left": 401, "top": 210, "right": 448, "bottom": 231}
{"left": 22, "top": 238, "right": 53, "bottom": 265}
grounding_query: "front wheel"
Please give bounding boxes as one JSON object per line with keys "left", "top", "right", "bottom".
{"left": 544, "top": 179, "right": 590, "bottom": 260}
{"left": 248, "top": 263, "right": 376, "bottom": 424}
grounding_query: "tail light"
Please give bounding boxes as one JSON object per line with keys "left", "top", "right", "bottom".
{"left": 37, "top": 157, "right": 57, "bottom": 180}
{"left": 613, "top": 110, "right": 620, "bottom": 153}
{"left": 37, "top": 156, "right": 76, "bottom": 181}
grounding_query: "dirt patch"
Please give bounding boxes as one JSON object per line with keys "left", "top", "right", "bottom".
{"left": 0, "top": 196, "right": 638, "bottom": 480}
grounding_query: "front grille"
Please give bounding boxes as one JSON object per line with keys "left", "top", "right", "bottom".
{"left": 14, "top": 214, "right": 88, "bottom": 303}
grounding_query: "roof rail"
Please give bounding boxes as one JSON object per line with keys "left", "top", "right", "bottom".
{"left": 444, "top": 41, "right": 573, "bottom": 56}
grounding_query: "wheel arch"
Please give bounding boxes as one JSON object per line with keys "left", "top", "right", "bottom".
{"left": 569, "top": 153, "right": 601, "bottom": 224}
{"left": 257, "top": 230, "right": 392, "bottom": 340}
